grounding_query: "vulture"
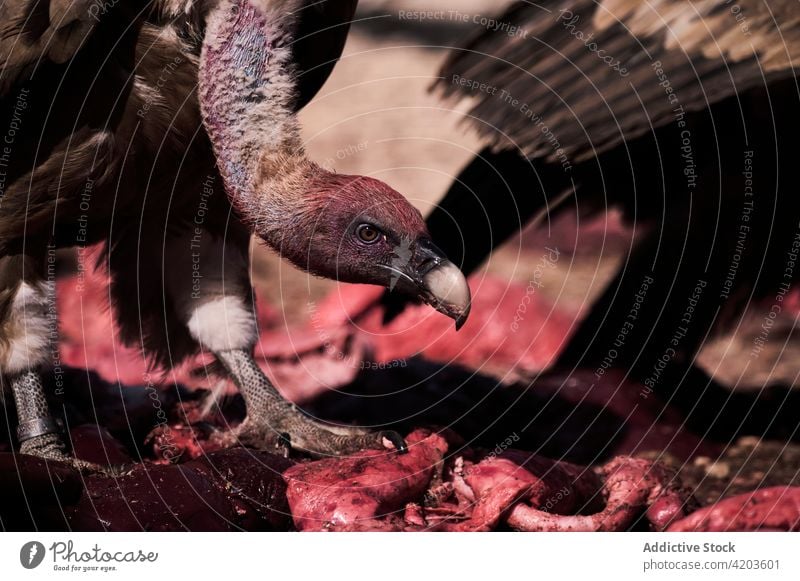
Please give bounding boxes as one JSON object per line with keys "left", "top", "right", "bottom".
{"left": 0, "top": 0, "right": 470, "bottom": 467}
{"left": 395, "top": 0, "right": 800, "bottom": 388}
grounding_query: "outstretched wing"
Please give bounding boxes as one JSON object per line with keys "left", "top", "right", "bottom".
{"left": 438, "top": 0, "right": 800, "bottom": 163}
{"left": 0, "top": 0, "right": 99, "bottom": 97}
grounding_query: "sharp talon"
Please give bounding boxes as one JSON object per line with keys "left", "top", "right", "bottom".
{"left": 76, "top": 461, "right": 132, "bottom": 478}
{"left": 380, "top": 431, "right": 408, "bottom": 454}
{"left": 278, "top": 432, "right": 292, "bottom": 458}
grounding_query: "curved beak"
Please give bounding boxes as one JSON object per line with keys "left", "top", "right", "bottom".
{"left": 388, "top": 238, "right": 471, "bottom": 330}
{"left": 421, "top": 259, "right": 472, "bottom": 330}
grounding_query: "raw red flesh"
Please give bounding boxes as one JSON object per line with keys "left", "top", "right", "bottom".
{"left": 505, "top": 457, "right": 687, "bottom": 531}
{"left": 283, "top": 436, "right": 689, "bottom": 532}
{"left": 284, "top": 430, "right": 448, "bottom": 531}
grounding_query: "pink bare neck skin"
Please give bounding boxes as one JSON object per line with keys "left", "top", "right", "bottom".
{"left": 198, "top": 0, "right": 428, "bottom": 280}
{"left": 199, "top": 0, "right": 326, "bottom": 242}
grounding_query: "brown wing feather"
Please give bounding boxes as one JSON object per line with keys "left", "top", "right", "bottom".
{"left": 0, "top": 0, "right": 99, "bottom": 97}
{"left": 438, "top": 0, "right": 800, "bottom": 163}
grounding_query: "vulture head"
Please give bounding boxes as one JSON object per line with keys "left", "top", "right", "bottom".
{"left": 197, "top": 0, "right": 470, "bottom": 328}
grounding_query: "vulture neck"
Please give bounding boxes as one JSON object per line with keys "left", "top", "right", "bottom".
{"left": 199, "top": 0, "right": 327, "bottom": 245}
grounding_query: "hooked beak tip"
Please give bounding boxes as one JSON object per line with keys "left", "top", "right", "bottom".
{"left": 455, "top": 304, "right": 471, "bottom": 331}
{"left": 421, "top": 260, "right": 471, "bottom": 330}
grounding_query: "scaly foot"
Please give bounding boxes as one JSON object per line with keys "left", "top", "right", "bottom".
{"left": 10, "top": 370, "right": 128, "bottom": 475}
{"left": 20, "top": 433, "right": 129, "bottom": 476}
{"left": 215, "top": 349, "right": 407, "bottom": 457}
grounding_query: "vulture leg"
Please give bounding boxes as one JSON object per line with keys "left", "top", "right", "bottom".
{"left": 161, "top": 225, "right": 405, "bottom": 457}
{"left": 9, "top": 370, "right": 67, "bottom": 461}
{"left": 0, "top": 255, "right": 63, "bottom": 459}
{"left": 0, "top": 254, "right": 106, "bottom": 471}
{"left": 215, "top": 349, "right": 406, "bottom": 456}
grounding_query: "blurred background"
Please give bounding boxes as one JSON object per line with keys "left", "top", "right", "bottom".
{"left": 249, "top": 0, "right": 800, "bottom": 390}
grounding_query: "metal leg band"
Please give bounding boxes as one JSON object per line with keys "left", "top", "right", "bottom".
{"left": 16, "top": 417, "right": 61, "bottom": 443}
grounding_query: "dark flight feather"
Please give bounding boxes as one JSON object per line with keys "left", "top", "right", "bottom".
{"left": 437, "top": 0, "right": 800, "bottom": 163}
{"left": 403, "top": 0, "right": 800, "bottom": 386}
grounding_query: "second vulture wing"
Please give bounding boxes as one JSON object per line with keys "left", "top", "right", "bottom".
{"left": 438, "top": 0, "right": 800, "bottom": 163}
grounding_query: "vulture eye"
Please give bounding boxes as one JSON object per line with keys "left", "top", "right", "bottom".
{"left": 356, "top": 223, "right": 382, "bottom": 244}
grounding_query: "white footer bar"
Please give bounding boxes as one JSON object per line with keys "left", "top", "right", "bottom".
{"left": 1, "top": 532, "right": 798, "bottom": 580}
